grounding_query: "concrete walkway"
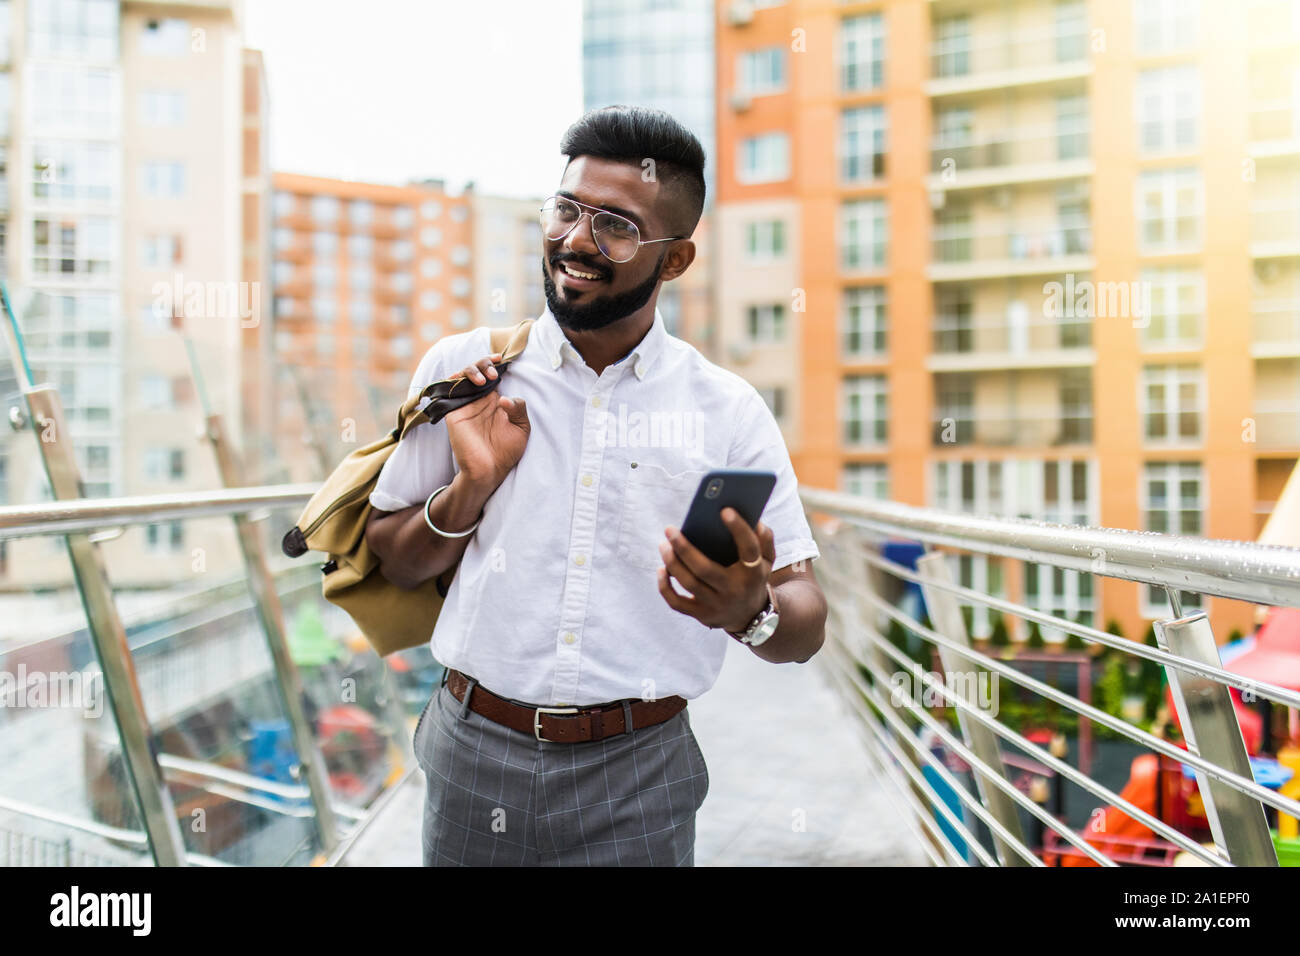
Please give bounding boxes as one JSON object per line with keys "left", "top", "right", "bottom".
{"left": 344, "top": 640, "right": 927, "bottom": 866}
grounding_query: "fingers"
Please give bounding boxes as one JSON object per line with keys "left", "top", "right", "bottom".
{"left": 460, "top": 353, "right": 503, "bottom": 385}
{"left": 663, "top": 526, "right": 729, "bottom": 590}
{"left": 721, "top": 507, "right": 764, "bottom": 566}
{"left": 657, "top": 567, "right": 699, "bottom": 619}
{"left": 499, "top": 395, "right": 529, "bottom": 429}
{"left": 658, "top": 537, "right": 714, "bottom": 598}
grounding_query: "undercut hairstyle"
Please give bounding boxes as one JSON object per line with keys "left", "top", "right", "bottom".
{"left": 559, "top": 105, "right": 707, "bottom": 238}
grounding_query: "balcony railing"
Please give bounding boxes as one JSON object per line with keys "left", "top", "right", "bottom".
{"left": 1253, "top": 402, "right": 1300, "bottom": 447}
{"left": 1253, "top": 299, "right": 1300, "bottom": 348}
{"left": 931, "top": 123, "right": 1090, "bottom": 174}
{"left": 1252, "top": 199, "right": 1300, "bottom": 246}
{"left": 934, "top": 220, "right": 1092, "bottom": 265}
{"left": 933, "top": 314, "right": 1091, "bottom": 355}
{"left": 932, "top": 405, "right": 1093, "bottom": 446}
{"left": 800, "top": 486, "right": 1300, "bottom": 867}
{"left": 930, "top": 26, "right": 1089, "bottom": 82}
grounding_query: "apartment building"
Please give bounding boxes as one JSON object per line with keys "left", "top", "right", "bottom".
{"left": 582, "top": 0, "right": 721, "bottom": 358}
{"left": 268, "top": 173, "right": 474, "bottom": 482}
{"left": 716, "top": 0, "right": 1300, "bottom": 642}
{"left": 470, "top": 192, "right": 545, "bottom": 330}
{"left": 0, "top": 0, "right": 264, "bottom": 593}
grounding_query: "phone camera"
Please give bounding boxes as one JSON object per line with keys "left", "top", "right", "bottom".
{"left": 705, "top": 478, "right": 723, "bottom": 499}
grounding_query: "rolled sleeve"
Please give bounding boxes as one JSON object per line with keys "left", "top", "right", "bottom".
{"left": 726, "top": 390, "right": 820, "bottom": 572}
{"left": 368, "top": 344, "right": 457, "bottom": 513}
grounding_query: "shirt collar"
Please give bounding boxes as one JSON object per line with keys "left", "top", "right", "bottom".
{"left": 534, "top": 305, "right": 667, "bottom": 381}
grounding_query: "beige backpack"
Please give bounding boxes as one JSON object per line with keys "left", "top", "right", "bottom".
{"left": 281, "top": 319, "right": 534, "bottom": 656}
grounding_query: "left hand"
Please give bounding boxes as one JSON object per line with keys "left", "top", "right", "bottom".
{"left": 656, "top": 507, "right": 776, "bottom": 633}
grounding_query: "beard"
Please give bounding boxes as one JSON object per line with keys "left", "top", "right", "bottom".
{"left": 543, "top": 251, "right": 665, "bottom": 332}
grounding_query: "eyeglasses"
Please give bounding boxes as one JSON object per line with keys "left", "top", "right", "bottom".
{"left": 539, "top": 195, "right": 683, "bottom": 264}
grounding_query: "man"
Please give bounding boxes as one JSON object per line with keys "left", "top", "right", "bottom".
{"left": 365, "top": 105, "right": 827, "bottom": 866}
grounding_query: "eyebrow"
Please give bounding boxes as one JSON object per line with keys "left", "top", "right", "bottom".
{"left": 555, "top": 190, "right": 648, "bottom": 231}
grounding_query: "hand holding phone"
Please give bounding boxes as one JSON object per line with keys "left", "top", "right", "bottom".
{"left": 679, "top": 469, "right": 777, "bottom": 566}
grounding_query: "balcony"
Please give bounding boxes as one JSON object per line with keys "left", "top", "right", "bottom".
{"left": 932, "top": 404, "right": 1093, "bottom": 447}
{"left": 929, "top": 124, "right": 1091, "bottom": 191}
{"left": 930, "top": 219, "right": 1093, "bottom": 281}
{"left": 1254, "top": 401, "right": 1300, "bottom": 449}
{"left": 1252, "top": 299, "right": 1300, "bottom": 357}
{"left": 930, "top": 314, "right": 1093, "bottom": 371}
{"left": 1247, "top": 99, "right": 1300, "bottom": 158}
{"left": 1251, "top": 199, "right": 1300, "bottom": 258}
{"left": 926, "top": 26, "right": 1091, "bottom": 98}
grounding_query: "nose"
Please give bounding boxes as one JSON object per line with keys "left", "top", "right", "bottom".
{"left": 562, "top": 212, "right": 602, "bottom": 260}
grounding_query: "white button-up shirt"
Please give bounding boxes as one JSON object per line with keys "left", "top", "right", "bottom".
{"left": 370, "top": 306, "right": 819, "bottom": 706}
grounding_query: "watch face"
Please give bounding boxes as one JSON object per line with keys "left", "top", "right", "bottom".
{"left": 746, "top": 611, "right": 779, "bottom": 646}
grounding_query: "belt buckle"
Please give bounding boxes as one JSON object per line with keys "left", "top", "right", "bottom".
{"left": 534, "top": 705, "right": 580, "bottom": 742}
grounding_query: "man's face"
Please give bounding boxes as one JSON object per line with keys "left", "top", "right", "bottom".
{"left": 542, "top": 156, "right": 670, "bottom": 332}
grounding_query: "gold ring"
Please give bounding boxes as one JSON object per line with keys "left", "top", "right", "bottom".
{"left": 741, "top": 555, "right": 762, "bottom": 568}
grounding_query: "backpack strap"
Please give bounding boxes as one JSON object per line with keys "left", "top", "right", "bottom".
{"left": 395, "top": 318, "right": 535, "bottom": 441}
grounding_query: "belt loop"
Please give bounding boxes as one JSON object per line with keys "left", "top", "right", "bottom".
{"left": 439, "top": 667, "right": 450, "bottom": 689}
{"left": 458, "top": 676, "right": 478, "bottom": 720}
{"left": 621, "top": 699, "right": 634, "bottom": 736}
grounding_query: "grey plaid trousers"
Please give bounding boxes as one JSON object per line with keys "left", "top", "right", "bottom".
{"left": 412, "top": 675, "right": 710, "bottom": 866}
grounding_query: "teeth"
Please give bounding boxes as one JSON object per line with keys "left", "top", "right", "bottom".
{"left": 562, "top": 263, "right": 602, "bottom": 280}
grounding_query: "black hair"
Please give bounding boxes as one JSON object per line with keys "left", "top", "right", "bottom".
{"left": 559, "top": 105, "right": 706, "bottom": 237}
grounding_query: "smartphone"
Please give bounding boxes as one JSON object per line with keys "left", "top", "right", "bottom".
{"left": 680, "top": 469, "right": 777, "bottom": 567}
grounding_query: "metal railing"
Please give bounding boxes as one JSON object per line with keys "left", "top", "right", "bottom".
{"left": 800, "top": 487, "right": 1300, "bottom": 867}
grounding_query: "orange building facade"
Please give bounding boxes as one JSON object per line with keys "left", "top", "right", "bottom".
{"left": 716, "top": 0, "right": 1300, "bottom": 643}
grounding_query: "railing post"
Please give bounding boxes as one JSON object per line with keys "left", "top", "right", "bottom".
{"left": 1156, "top": 611, "right": 1278, "bottom": 866}
{"left": 202, "top": 413, "right": 340, "bottom": 852}
{"left": 22, "top": 386, "right": 188, "bottom": 866}
{"left": 917, "top": 552, "right": 1030, "bottom": 866}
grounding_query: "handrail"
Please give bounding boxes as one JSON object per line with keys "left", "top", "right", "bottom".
{"left": 800, "top": 486, "right": 1300, "bottom": 607}
{"left": 0, "top": 483, "right": 318, "bottom": 539}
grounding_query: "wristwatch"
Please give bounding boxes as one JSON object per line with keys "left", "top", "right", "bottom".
{"left": 728, "top": 582, "right": 780, "bottom": 647}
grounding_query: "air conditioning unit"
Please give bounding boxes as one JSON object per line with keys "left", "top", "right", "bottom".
{"left": 729, "top": 91, "right": 752, "bottom": 112}
{"left": 1255, "top": 259, "right": 1280, "bottom": 282}
{"left": 727, "top": 1, "right": 754, "bottom": 27}
{"left": 928, "top": 189, "right": 947, "bottom": 210}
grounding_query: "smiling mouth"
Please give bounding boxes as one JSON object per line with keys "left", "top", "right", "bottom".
{"left": 556, "top": 260, "right": 608, "bottom": 282}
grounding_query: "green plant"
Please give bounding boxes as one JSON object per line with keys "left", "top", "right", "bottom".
{"left": 1025, "top": 620, "right": 1046, "bottom": 650}
{"left": 1226, "top": 627, "right": 1244, "bottom": 644}
{"left": 989, "top": 614, "right": 1011, "bottom": 647}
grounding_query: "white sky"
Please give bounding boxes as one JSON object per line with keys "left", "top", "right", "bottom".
{"left": 244, "top": 0, "right": 585, "bottom": 198}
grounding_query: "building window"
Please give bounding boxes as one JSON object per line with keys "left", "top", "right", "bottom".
{"left": 144, "top": 521, "right": 185, "bottom": 553}
{"left": 1056, "top": 94, "right": 1089, "bottom": 160}
{"left": 139, "top": 17, "right": 189, "bottom": 56}
{"left": 934, "top": 374, "right": 974, "bottom": 445}
{"left": 391, "top": 335, "right": 412, "bottom": 359}
{"left": 310, "top": 195, "right": 339, "bottom": 223}
{"left": 140, "top": 89, "right": 185, "bottom": 126}
{"left": 1137, "top": 168, "right": 1201, "bottom": 253}
{"left": 1054, "top": 0, "right": 1088, "bottom": 61}
{"left": 841, "top": 105, "right": 887, "bottom": 182}
{"left": 33, "top": 141, "right": 114, "bottom": 202}
{"left": 349, "top": 298, "right": 373, "bottom": 324}
{"left": 1142, "top": 461, "right": 1204, "bottom": 613}
{"left": 1142, "top": 364, "right": 1203, "bottom": 444}
{"left": 350, "top": 200, "right": 373, "bottom": 226}
{"left": 843, "top": 462, "right": 889, "bottom": 500}
{"left": 843, "top": 374, "right": 888, "bottom": 446}
{"left": 745, "top": 303, "right": 786, "bottom": 344}
{"left": 422, "top": 226, "right": 443, "bottom": 248}
{"left": 348, "top": 234, "right": 373, "bottom": 258}
{"left": 421, "top": 200, "right": 442, "bottom": 219}
{"left": 1141, "top": 268, "right": 1203, "bottom": 350}
{"left": 391, "top": 272, "right": 413, "bottom": 294}
{"left": 140, "top": 234, "right": 181, "bottom": 268}
{"left": 312, "top": 264, "right": 336, "bottom": 288}
{"left": 139, "top": 161, "right": 185, "bottom": 198}
{"left": 311, "top": 296, "right": 337, "bottom": 323}
{"left": 738, "top": 47, "right": 785, "bottom": 95}
{"left": 29, "top": 0, "right": 120, "bottom": 59}
{"left": 33, "top": 217, "right": 113, "bottom": 277}
{"left": 932, "top": 15, "right": 970, "bottom": 78}
{"left": 144, "top": 447, "right": 185, "bottom": 482}
{"left": 757, "top": 386, "right": 786, "bottom": 424}
{"left": 390, "top": 239, "right": 413, "bottom": 262}
{"left": 1060, "top": 369, "right": 1093, "bottom": 443}
{"left": 451, "top": 277, "right": 472, "bottom": 298}
{"left": 1135, "top": 0, "right": 1197, "bottom": 55}
{"left": 1137, "top": 65, "right": 1199, "bottom": 154}
{"left": 420, "top": 258, "right": 442, "bottom": 278}
{"left": 840, "top": 13, "right": 886, "bottom": 91}
{"left": 450, "top": 245, "right": 471, "bottom": 267}
{"left": 274, "top": 296, "right": 293, "bottom": 318}
{"left": 393, "top": 205, "right": 415, "bottom": 229}
{"left": 934, "top": 288, "right": 973, "bottom": 352}
{"left": 843, "top": 286, "right": 887, "bottom": 357}
{"left": 738, "top": 132, "right": 789, "bottom": 184}
{"left": 745, "top": 220, "right": 785, "bottom": 260}
{"left": 841, "top": 198, "right": 888, "bottom": 270}
{"left": 420, "top": 290, "right": 443, "bottom": 311}
{"left": 273, "top": 191, "right": 296, "bottom": 218}
{"left": 138, "top": 375, "right": 171, "bottom": 410}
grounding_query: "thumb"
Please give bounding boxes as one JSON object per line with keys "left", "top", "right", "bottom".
{"left": 501, "top": 395, "right": 530, "bottom": 429}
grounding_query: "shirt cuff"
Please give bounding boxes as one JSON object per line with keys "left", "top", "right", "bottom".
{"left": 369, "top": 488, "right": 418, "bottom": 513}
{"left": 772, "top": 541, "right": 820, "bottom": 573}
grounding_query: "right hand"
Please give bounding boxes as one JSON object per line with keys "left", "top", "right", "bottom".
{"left": 444, "top": 352, "right": 531, "bottom": 489}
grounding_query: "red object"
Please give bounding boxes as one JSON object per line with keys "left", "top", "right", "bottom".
{"left": 1224, "top": 606, "right": 1300, "bottom": 692}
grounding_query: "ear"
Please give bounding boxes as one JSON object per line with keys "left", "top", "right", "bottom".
{"left": 657, "top": 239, "right": 696, "bottom": 283}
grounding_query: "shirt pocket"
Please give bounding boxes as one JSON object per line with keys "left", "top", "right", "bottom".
{"left": 615, "top": 461, "right": 709, "bottom": 571}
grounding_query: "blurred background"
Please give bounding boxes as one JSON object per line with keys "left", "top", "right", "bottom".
{"left": 0, "top": 0, "right": 1297, "bottom": 868}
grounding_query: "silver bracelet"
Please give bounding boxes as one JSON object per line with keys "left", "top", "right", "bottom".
{"left": 423, "top": 484, "right": 481, "bottom": 538}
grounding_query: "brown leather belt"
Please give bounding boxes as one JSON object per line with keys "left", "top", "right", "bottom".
{"left": 445, "top": 669, "right": 687, "bottom": 744}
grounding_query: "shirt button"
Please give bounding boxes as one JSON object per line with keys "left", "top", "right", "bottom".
{"left": 591, "top": 396, "right": 602, "bottom": 408}
{"left": 574, "top": 554, "right": 586, "bottom": 566}
{"left": 562, "top": 632, "right": 576, "bottom": 645}
{"left": 581, "top": 474, "right": 593, "bottom": 487}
